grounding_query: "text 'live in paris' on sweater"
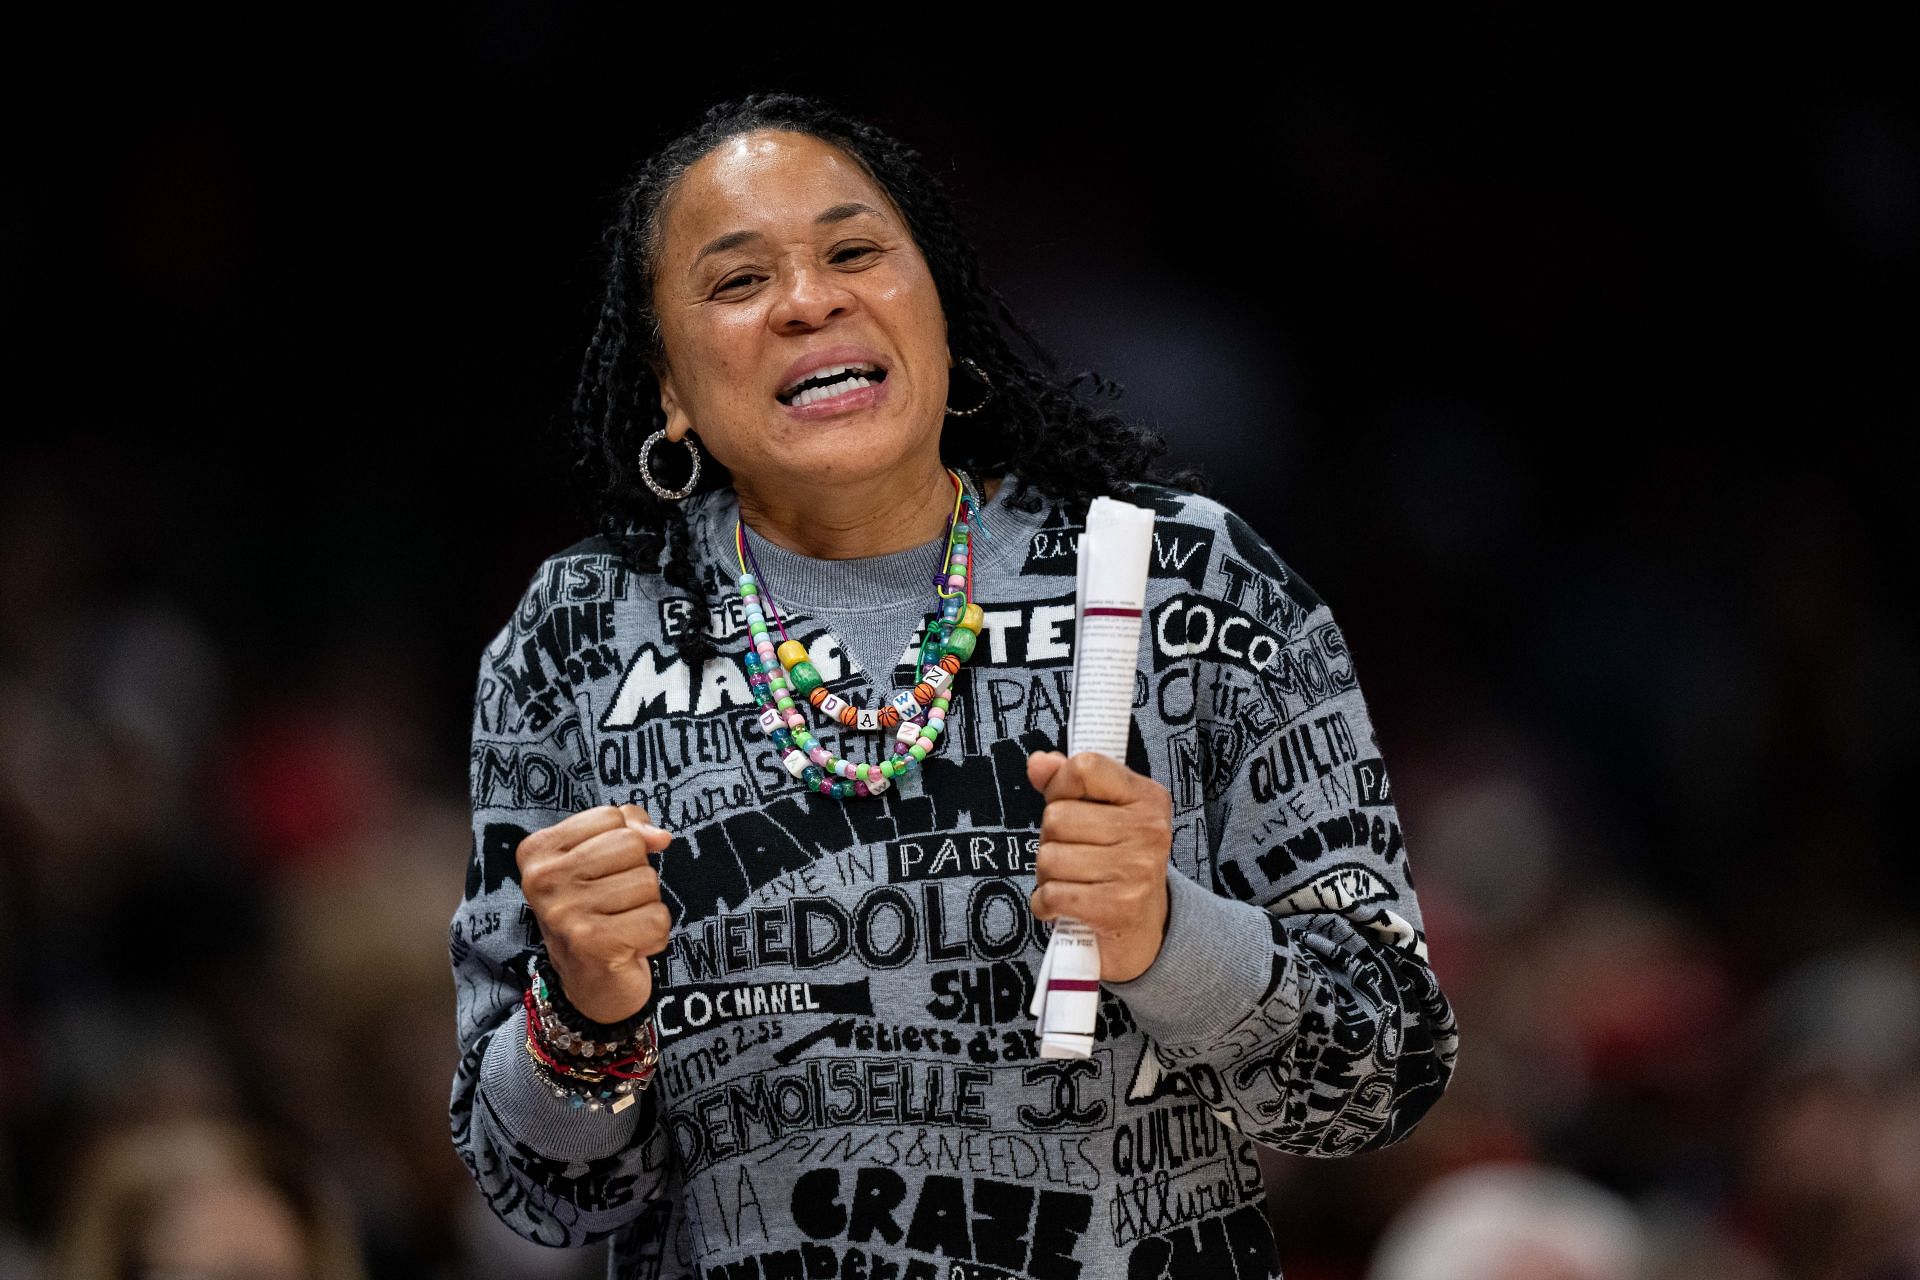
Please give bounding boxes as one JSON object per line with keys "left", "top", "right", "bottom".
{"left": 449, "top": 477, "right": 1461, "bottom": 1280}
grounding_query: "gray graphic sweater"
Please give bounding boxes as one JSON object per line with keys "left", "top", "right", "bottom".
{"left": 449, "top": 479, "right": 1460, "bottom": 1280}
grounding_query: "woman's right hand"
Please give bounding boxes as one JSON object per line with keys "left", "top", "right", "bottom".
{"left": 516, "top": 804, "right": 674, "bottom": 1024}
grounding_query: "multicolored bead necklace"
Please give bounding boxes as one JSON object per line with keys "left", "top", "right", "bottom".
{"left": 735, "top": 468, "right": 986, "bottom": 800}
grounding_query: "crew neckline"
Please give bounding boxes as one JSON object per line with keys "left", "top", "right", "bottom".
{"left": 698, "top": 474, "right": 1034, "bottom": 613}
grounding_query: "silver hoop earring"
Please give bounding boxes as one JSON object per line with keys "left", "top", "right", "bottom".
{"left": 638, "top": 429, "right": 702, "bottom": 501}
{"left": 944, "top": 358, "right": 995, "bottom": 418}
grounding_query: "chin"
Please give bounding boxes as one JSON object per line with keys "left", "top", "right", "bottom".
{"left": 764, "top": 412, "right": 931, "bottom": 482}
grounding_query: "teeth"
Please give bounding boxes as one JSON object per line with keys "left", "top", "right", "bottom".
{"left": 782, "top": 362, "right": 881, "bottom": 400}
{"left": 794, "top": 375, "right": 872, "bottom": 407}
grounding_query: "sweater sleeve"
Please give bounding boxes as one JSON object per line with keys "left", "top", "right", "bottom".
{"left": 1105, "top": 515, "right": 1460, "bottom": 1157}
{"left": 448, "top": 572, "right": 673, "bottom": 1246}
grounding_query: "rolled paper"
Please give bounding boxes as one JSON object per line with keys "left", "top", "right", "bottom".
{"left": 1031, "top": 496, "right": 1156, "bottom": 1060}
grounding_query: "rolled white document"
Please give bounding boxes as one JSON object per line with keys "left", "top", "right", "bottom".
{"left": 1030, "top": 496, "right": 1156, "bottom": 1059}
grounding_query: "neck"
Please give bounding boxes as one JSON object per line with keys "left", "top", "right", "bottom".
{"left": 735, "top": 462, "right": 1000, "bottom": 560}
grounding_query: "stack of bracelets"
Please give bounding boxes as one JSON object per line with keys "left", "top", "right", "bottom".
{"left": 521, "top": 952, "right": 661, "bottom": 1113}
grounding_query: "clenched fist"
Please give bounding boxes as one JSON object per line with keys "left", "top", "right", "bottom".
{"left": 516, "top": 804, "right": 675, "bottom": 1024}
{"left": 1026, "top": 750, "right": 1174, "bottom": 983}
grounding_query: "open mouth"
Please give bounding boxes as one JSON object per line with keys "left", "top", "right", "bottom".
{"left": 775, "top": 362, "right": 889, "bottom": 407}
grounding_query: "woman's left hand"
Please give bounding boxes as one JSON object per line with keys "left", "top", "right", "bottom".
{"left": 1026, "top": 750, "right": 1174, "bottom": 983}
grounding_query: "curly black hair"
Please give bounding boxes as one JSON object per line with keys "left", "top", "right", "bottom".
{"left": 567, "top": 91, "right": 1201, "bottom": 667}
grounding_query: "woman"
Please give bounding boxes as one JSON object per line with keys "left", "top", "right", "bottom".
{"left": 450, "top": 93, "right": 1459, "bottom": 1280}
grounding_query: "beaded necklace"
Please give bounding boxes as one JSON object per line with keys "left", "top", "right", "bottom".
{"left": 736, "top": 468, "right": 986, "bottom": 800}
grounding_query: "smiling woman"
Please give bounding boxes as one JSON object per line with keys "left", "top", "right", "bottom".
{"left": 649, "top": 132, "right": 956, "bottom": 530}
{"left": 562, "top": 96, "right": 1177, "bottom": 673}
{"left": 451, "top": 92, "right": 1459, "bottom": 1280}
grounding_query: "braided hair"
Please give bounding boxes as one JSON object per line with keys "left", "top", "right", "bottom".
{"left": 567, "top": 92, "right": 1200, "bottom": 667}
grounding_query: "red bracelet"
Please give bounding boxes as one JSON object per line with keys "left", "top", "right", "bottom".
{"left": 523, "top": 986, "right": 660, "bottom": 1081}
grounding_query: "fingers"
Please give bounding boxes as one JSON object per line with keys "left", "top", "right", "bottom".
{"left": 602, "top": 900, "right": 675, "bottom": 957}
{"left": 543, "top": 804, "right": 633, "bottom": 849}
{"left": 567, "top": 825, "right": 670, "bottom": 880}
{"left": 1026, "top": 750, "right": 1067, "bottom": 793}
{"left": 533, "top": 802, "right": 662, "bottom": 850}
{"left": 1028, "top": 878, "right": 1150, "bottom": 933}
{"left": 1035, "top": 751, "right": 1141, "bottom": 804}
{"left": 1034, "top": 840, "right": 1121, "bottom": 885}
{"left": 542, "top": 895, "right": 673, "bottom": 966}
{"left": 586, "top": 864, "right": 662, "bottom": 915}
{"left": 1039, "top": 797, "right": 1128, "bottom": 847}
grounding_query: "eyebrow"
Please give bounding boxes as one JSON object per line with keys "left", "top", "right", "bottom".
{"left": 692, "top": 202, "right": 886, "bottom": 268}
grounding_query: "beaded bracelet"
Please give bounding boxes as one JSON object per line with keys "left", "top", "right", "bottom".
{"left": 526, "top": 952, "right": 656, "bottom": 1043}
{"left": 523, "top": 993, "right": 658, "bottom": 1082}
{"left": 522, "top": 1022, "right": 656, "bottom": 1114}
{"left": 527, "top": 964, "right": 648, "bottom": 1063}
{"left": 523, "top": 986, "right": 653, "bottom": 1075}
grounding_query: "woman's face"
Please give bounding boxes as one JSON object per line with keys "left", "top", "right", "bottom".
{"left": 650, "top": 129, "right": 953, "bottom": 497}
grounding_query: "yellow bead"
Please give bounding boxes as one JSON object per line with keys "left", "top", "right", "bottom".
{"left": 958, "top": 604, "right": 983, "bottom": 633}
{"left": 776, "top": 640, "right": 809, "bottom": 669}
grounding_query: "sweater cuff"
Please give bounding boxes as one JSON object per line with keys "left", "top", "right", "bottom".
{"left": 1105, "top": 866, "right": 1276, "bottom": 1050}
{"left": 478, "top": 1002, "right": 649, "bottom": 1162}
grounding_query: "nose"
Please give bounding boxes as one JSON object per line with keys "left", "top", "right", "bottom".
{"left": 767, "top": 261, "right": 855, "bottom": 332}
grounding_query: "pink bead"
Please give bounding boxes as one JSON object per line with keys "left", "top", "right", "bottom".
{"left": 947, "top": 573, "right": 965, "bottom": 589}
{"left": 786, "top": 712, "right": 805, "bottom": 728}
{"left": 809, "top": 746, "right": 831, "bottom": 765}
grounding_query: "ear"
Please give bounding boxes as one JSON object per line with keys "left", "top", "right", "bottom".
{"left": 656, "top": 368, "right": 692, "bottom": 443}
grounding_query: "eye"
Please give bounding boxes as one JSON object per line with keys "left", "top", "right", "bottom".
{"left": 831, "top": 245, "right": 877, "bottom": 265}
{"left": 716, "top": 273, "right": 758, "bottom": 293}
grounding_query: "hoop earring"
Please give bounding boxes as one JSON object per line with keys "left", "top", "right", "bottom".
{"left": 944, "top": 358, "right": 995, "bottom": 417}
{"left": 638, "top": 429, "right": 702, "bottom": 501}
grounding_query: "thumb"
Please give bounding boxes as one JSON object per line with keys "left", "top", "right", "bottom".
{"left": 618, "top": 805, "right": 670, "bottom": 846}
{"left": 1026, "top": 750, "right": 1067, "bottom": 792}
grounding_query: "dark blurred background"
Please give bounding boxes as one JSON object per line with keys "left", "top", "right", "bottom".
{"left": 4, "top": 15, "right": 1916, "bottom": 1280}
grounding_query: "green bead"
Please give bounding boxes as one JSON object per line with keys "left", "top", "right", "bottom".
{"left": 777, "top": 696, "right": 794, "bottom": 710}
{"left": 942, "top": 627, "right": 977, "bottom": 661}
{"left": 833, "top": 780, "right": 855, "bottom": 799}
{"left": 789, "top": 661, "right": 823, "bottom": 694}
{"left": 910, "top": 742, "right": 929, "bottom": 760}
